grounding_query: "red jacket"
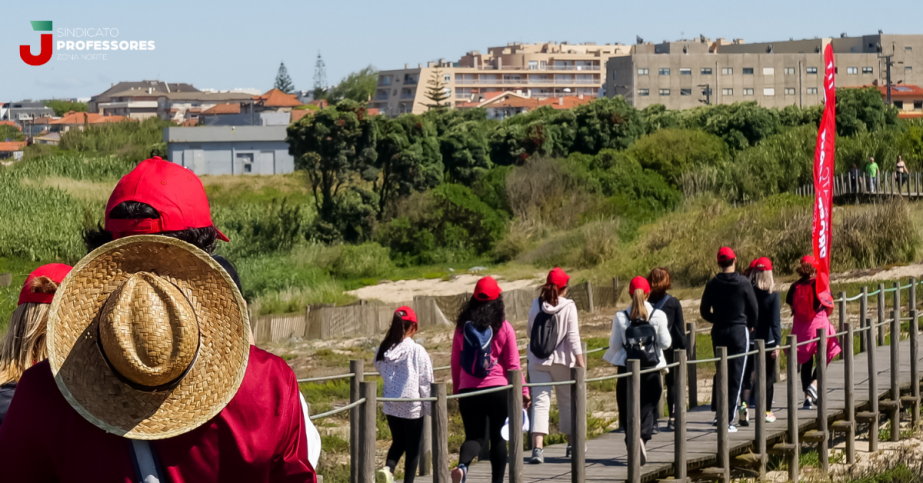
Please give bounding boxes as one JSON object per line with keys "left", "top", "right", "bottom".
{"left": 0, "top": 346, "right": 316, "bottom": 483}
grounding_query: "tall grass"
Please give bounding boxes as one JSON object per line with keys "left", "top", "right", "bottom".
{"left": 58, "top": 117, "right": 172, "bottom": 162}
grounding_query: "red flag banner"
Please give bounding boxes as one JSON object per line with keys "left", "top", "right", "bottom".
{"left": 813, "top": 44, "right": 836, "bottom": 308}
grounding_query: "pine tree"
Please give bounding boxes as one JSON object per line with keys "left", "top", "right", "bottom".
{"left": 424, "top": 69, "right": 451, "bottom": 110}
{"left": 313, "top": 52, "right": 328, "bottom": 100}
{"left": 274, "top": 62, "right": 295, "bottom": 93}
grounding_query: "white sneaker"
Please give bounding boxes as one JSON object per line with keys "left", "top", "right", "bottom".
{"left": 807, "top": 384, "right": 818, "bottom": 402}
{"left": 640, "top": 441, "right": 648, "bottom": 465}
{"left": 728, "top": 425, "right": 738, "bottom": 433}
{"left": 376, "top": 468, "right": 394, "bottom": 483}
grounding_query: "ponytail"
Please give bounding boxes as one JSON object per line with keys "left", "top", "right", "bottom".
{"left": 628, "top": 288, "right": 649, "bottom": 321}
{"left": 540, "top": 282, "right": 562, "bottom": 307}
{"left": 376, "top": 312, "right": 414, "bottom": 362}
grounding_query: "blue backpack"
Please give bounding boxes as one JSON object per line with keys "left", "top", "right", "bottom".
{"left": 461, "top": 321, "right": 495, "bottom": 378}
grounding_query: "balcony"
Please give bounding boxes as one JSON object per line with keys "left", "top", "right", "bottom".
{"left": 400, "top": 93, "right": 416, "bottom": 100}
{"left": 374, "top": 94, "right": 389, "bottom": 101}
{"left": 546, "top": 65, "right": 600, "bottom": 71}
{"left": 403, "top": 77, "right": 419, "bottom": 85}
{"left": 462, "top": 64, "right": 601, "bottom": 71}
{"left": 456, "top": 77, "right": 599, "bottom": 85}
{"left": 377, "top": 80, "right": 392, "bottom": 87}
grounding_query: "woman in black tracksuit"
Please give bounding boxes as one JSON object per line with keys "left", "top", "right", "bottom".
{"left": 739, "top": 258, "right": 781, "bottom": 425}
{"left": 647, "top": 267, "right": 686, "bottom": 431}
{"left": 699, "top": 247, "right": 758, "bottom": 432}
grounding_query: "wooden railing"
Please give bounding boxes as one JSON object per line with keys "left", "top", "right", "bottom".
{"left": 796, "top": 171, "right": 923, "bottom": 198}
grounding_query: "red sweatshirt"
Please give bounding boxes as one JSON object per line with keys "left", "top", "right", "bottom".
{"left": 0, "top": 346, "right": 316, "bottom": 483}
{"left": 451, "top": 320, "right": 527, "bottom": 395}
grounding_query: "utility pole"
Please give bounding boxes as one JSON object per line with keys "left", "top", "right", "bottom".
{"left": 698, "top": 83, "right": 712, "bottom": 105}
{"left": 878, "top": 42, "right": 896, "bottom": 105}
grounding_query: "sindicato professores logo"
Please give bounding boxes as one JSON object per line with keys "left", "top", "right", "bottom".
{"left": 19, "top": 21, "right": 155, "bottom": 66}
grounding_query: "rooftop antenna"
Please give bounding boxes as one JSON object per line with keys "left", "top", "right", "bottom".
{"left": 878, "top": 29, "right": 883, "bottom": 35}
{"left": 636, "top": 35, "right": 643, "bottom": 45}
{"left": 766, "top": 44, "right": 773, "bottom": 53}
{"left": 840, "top": 32, "right": 847, "bottom": 38}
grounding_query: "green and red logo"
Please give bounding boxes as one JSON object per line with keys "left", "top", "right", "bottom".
{"left": 21, "top": 21, "right": 53, "bottom": 66}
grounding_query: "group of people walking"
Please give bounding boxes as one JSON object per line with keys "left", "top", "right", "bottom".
{"left": 850, "top": 155, "right": 911, "bottom": 193}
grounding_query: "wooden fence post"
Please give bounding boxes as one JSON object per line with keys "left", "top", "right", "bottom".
{"left": 755, "top": 340, "right": 767, "bottom": 478}
{"left": 507, "top": 370, "right": 523, "bottom": 483}
{"left": 686, "top": 322, "right": 698, "bottom": 409}
{"left": 838, "top": 291, "right": 847, "bottom": 355}
{"left": 865, "top": 319, "right": 880, "bottom": 452}
{"left": 612, "top": 278, "right": 619, "bottom": 304}
{"left": 358, "top": 381, "right": 377, "bottom": 483}
{"left": 419, "top": 414, "right": 432, "bottom": 476}
{"left": 786, "top": 335, "right": 800, "bottom": 483}
{"left": 860, "top": 287, "right": 869, "bottom": 353}
{"left": 674, "top": 350, "right": 688, "bottom": 482}
{"left": 570, "top": 366, "right": 587, "bottom": 483}
{"left": 832, "top": 323, "right": 857, "bottom": 465}
{"left": 890, "top": 305, "right": 901, "bottom": 442}
{"left": 716, "top": 347, "right": 730, "bottom": 483}
{"left": 431, "top": 383, "right": 449, "bottom": 483}
{"left": 350, "top": 360, "right": 364, "bottom": 483}
{"left": 585, "top": 280, "right": 594, "bottom": 313}
{"left": 878, "top": 284, "right": 886, "bottom": 347}
{"left": 816, "top": 329, "right": 829, "bottom": 472}
{"left": 911, "top": 309, "right": 921, "bottom": 428}
{"left": 627, "top": 360, "right": 642, "bottom": 483}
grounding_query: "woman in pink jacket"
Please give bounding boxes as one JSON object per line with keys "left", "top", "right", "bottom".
{"left": 786, "top": 255, "right": 841, "bottom": 409}
{"left": 451, "top": 276, "right": 530, "bottom": 483}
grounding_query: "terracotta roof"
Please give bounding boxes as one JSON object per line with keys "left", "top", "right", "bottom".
{"left": 367, "top": 108, "right": 379, "bottom": 116}
{"left": 291, "top": 110, "right": 313, "bottom": 123}
{"left": 899, "top": 112, "right": 923, "bottom": 119}
{"left": 253, "top": 88, "right": 302, "bottom": 107}
{"left": 0, "top": 141, "right": 27, "bottom": 152}
{"left": 881, "top": 85, "right": 923, "bottom": 97}
{"left": 31, "top": 117, "right": 53, "bottom": 125}
{"left": 458, "top": 91, "right": 595, "bottom": 111}
{"left": 0, "top": 120, "right": 20, "bottom": 130}
{"left": 309, "top": 99, "right": 328, "bottom": 108}
{"left": 202, "top": 103, "right": 241, "bottom": 115}
{"left": 51, "top": 111, "right": 128, "bottom": 125}
{"left": 180, "top": 119, "right": 200, "bottom": 126}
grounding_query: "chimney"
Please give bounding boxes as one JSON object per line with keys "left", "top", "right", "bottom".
{"left": 497, "top": 57, "right": 503, "bottom": 69}
{"left": 578, "top": 94, "right": 584, "bottom": 99}
{"left": 405, "top": 63, "right": 409, "bottom": 69}
{"left": 558, "top": 97, "right": 564, "bottom": 105}
{"left": 111, "top": 82, "right": 114, "bottom": 87}
{"left": 148, "top": 87, "right": 153, "bottom": 94}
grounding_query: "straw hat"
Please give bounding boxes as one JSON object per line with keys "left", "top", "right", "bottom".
{"left": 46, "top": 235, "right": 250, "bottom": 440}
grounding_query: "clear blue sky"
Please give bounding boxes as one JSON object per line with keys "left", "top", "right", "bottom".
{"left": 5, "top": 0, "right": 923, "bottom": 100}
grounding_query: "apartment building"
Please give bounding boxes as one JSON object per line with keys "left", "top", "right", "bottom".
{"left": 372, "top": 42, "right": 629, "bottom": 116}
{"left": 98, "top": 90, "right": 255, "bottom": 122}
{"left": 606, "top": 34, "right": 923, "bottom": 110}
{"left": 89, "top": 81, "right": 199, "bottom": 113}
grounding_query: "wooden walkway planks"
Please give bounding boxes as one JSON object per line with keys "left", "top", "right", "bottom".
{"left": 404, "top": 336, "right": 922, "bottom": 483}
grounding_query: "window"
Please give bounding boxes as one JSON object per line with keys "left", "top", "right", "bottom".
{"left": 681, "top": 88, "right": 692, "bottom": 96}
{"left": 847, "top": 67, "right": 858, "bottom": 75}
{"left": 806, "top": 67, "right": 818, "bottom": 74}
{"left": 863, "top": 66, "right": 874, "bottom": 74}
{"left": 784, "top": 67, "right": 796, "bottom": 75}
{"left": 659, "top": 88, "right": 671, "bottom": 95}
{"left": 906, "top": 66, "right": 913, "bottom": 73}
{"left": 743, "top": 67, "right": 754, "bottom": 75}
{"left": 444, "top": 74, "right": 451, "bottom": 83}
{"left": 528, "top": 61, "right": 538, "bottom": 70}
{"left": 638, "top": 88, "right": 650, "bottom": 96}
{"left": 763, "top": 88, "right": 775, "bottom": 96}
{"left": 894, "top": 101, "right": 904, "bottom": 109}
{"left": 701, "top": 67, "right": 713, "bottom": 75}
{"left": 721, "top": 67, "right": 734, "bottom": 75}
{"left": 680, "top": 68, "right": 691, "bottom": 75}
{"left": 906, "top": 46, "right": 913, "bottom": 51}
{"left": 784, "top": 88, "right": 796, "bottom": 95}
{"left": 637, "top": 68, "right": 649, "bottom": 76}
{"left": 763, "top": 67, "right": 775, "bottom": 75}
{"left": 915, "top": 101, "right": 923, "bottom": 110}
{"left": 722, "top": 88, "right": 734, "bottom": 96}
{"left": 807, "top": 87, "right": 818, "bottom": 94}
{"left": 237, "top": 153, "right": 254, "bottom": 174}
{"left": 743, "top": 88, "right": 754, "bottom": 96}
{"left": 612, "top": 70, "right": 618, "bottom": 79}
{"left": 659, "top": 68, "right": 671, "bottom": 75}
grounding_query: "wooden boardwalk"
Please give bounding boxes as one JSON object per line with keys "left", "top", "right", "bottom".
{"left": 796, "top": 170, "right": 923, "bottom": 201}
{"left": 404, "top": 336, "right": 922, "bottom": 483}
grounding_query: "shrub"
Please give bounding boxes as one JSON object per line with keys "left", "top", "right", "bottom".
{"left": 505, "top": 157, "right": 597, "bottom": 230}
{"left": 58, "top": 117, "right": 174, "bottom": 162}
{"left": 626, "top": 128, "right": 729, "bottom": 184}
{"left": 214, "top": 198, "right": 312, "bottom": 259}
{"left": 519, "top": 218, "right": 621, "bottom": 269}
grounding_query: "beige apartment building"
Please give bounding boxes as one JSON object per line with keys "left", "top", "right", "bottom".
{"left": 372, "top": 42, "right": 629, "bottom": 116}
{"left": 606, "top": 34, "right": 923, "bottom": 110}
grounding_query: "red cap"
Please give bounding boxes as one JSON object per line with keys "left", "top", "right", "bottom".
{"left": 629, "top": 276, "right": 651, "bottom": 295}
{"left": 717, "top": 247, "right": 736, "bottom": 262}
{"left": 753, "top": 257, "right": 773, "bottom": 271}
{"left": 801, "top": 255, "right": 817, "bottom": 267}
{"left": 396, "top": 306, "right": 418, "bottom": 325}
{"left": 473, "top": 276, "right": 502, "bottom": 301}
{"left": 546, "top": 267, "right": 570, "bottom": 289}
{"left": 105, "top": 157, "right": 229, "bottom": 242}
{"left": 18, "top": 263, "right": 72, "bottom": 305}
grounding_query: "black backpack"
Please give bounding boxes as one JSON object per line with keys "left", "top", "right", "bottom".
{"left": 622, "top": 306, "right": 663, "bottom": 368}
{"left": 529, "top": 299, "right": 560, "bottom": 359}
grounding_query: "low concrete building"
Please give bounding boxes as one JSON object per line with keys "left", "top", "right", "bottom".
{"left": 876, "top": 84, "right": 923, "bottom": 118}
{"left": 89, "top": 80, "right": 199, "bottom": 113}
{"left": 163, "top": 126, "right": 295, "bottom": 176}
{"left": 0, "top": 141, "right": 27, "bottom": 160}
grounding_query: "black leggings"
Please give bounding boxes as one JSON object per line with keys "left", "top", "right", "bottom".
{"left": 385, "top": 415, "right": 424, "bottom": 483}
{"left": 801, "top": 357, "right": 817, "bottom": 394}
{"left": 458, "top": 387, "right": 509, "bottom": 482}
{"left": 740, "top": 349, "right": 776, "bottom": 411}
{"left": 664, "top": 349, "right": 677, "bottom": 418}
{"left": 711, "top": 326, "right": 749, "bottom": 424}
{"left": 616, "top": 366, "right": 662, "bottom": 443}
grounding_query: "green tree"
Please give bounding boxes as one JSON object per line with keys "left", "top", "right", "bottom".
{"left": 0, "top": 124, "right": 24, "bottom": 142}
{"left": 43, "top": 99, "right": 88, "bottom": 117}
{"left": 627, "top": 128, "right": 730, "bottom": 184}
{"left": 327, "top": 65, "right": 378, "bottom": 103}
{"left": 439, "top": 119, "right": 492, "bottom": 184}
{"left": 571, "top": 97, "right": 644, "bottom": 153}
{"left": 640, "top": 104, "right": 683, "bottom": 134}
{"left": 372, "top": 114, "right": 444, "bottom": 218}
{"left": 423, "top": 69, "right": 451, "bottom": 110}
{"left": 836, "top": 86, "right": 898, "bottom": 136}
{"left": 681, "top": 102, "right": 781, "bottom": 150}
{"left": 274, "top": 62, "right": 295, "bottom": 94}
{"left": 489, "top": 106, "right": 575, "bottom": 165}
{"left": 286, "top": 100, "right": 378, "bottom": 230}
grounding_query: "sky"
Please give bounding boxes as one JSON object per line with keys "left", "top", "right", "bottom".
{"left": 5, "top": 0, "right": 923, "bottom": 101}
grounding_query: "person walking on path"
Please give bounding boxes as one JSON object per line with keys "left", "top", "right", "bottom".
{"left": 738, "top": 258, "right": 782, "bottom": 426}
{"left": 451, "top": 276, "right": 530, "bottom": 483}
{"left": 646, "top": 267, "right": 686, "bottom": 431}
{"left": 699, "top": 247, "right": 758, "bottom": 432}
{"left": 867, "top": 157, "right": 880, "bottom": 193}
{"left": 375, "top": 307, "right": 434, "bottom": 483}
{"left": 849, "top": 164, "right": 861, "bottom": 194}
{"left": 896, "top": 155, "right": 909, "bottom": 190}
{"left": 786, "top": 255, "right": 842, "bottom": 410}
{"left": 0, "top": 263, "right": 71, "bottom": 425}
{"left": 526, "top": 267, "right": 585, "bottom": 464}
{"left": 603, "top": 276, "right": 671, "bottom": 465}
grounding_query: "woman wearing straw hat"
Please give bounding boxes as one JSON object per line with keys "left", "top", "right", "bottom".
{"left": 0, "top": 263, "right": 71, "bottom": 425}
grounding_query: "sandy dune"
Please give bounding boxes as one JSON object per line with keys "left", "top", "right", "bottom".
{"left": 345, "top": 273, "right": 543, "bottom": 304}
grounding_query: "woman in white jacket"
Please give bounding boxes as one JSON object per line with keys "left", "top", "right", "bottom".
{"left": 603, "top": 276, "right": 671, "bottom": 464}
{"left": 374, "top": 306, "right": 434, "bottom": 483}
{"left": 526, "top": 267, "right": 585, "bottom": 464}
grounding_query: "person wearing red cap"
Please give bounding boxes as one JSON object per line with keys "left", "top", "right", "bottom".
{"left": 646, "top": 267, "right": 685, "bottom": 431}
{"left": 451, "top": 276, "right": 529, "bottom": 483}
{"left": 374, "top": 307, "right": 433, "bottom": 483}
{"left": 738, "top": 258, "right": 782, "bottom": 426}
{"left": 0, "top": 264, "right": 72, "bottom": 425}
{"left": 699, "top": 247, "right": 758, "bottom": 432}
{"left": 526, "top": 267, "right": 585, "bottom": 464}
{"left": 786, "top": 255, "right": 841, "bottom": 410}
{"left": 603, "top": 276, "right": 671, "bottom": 464}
